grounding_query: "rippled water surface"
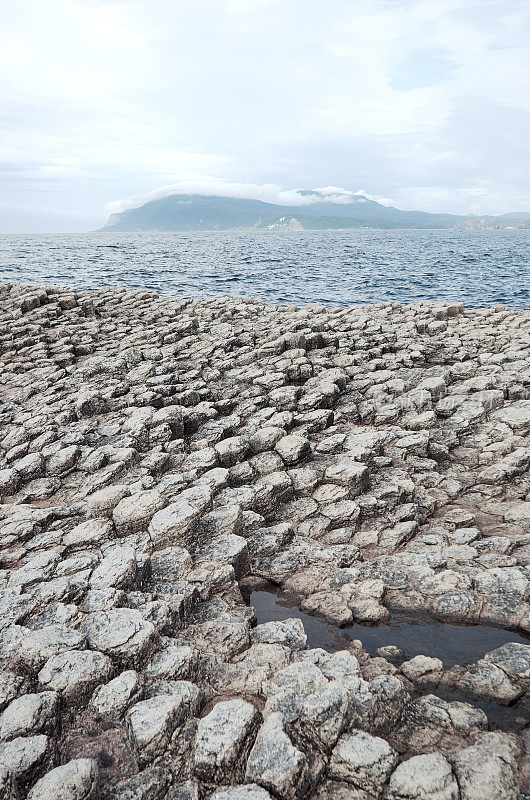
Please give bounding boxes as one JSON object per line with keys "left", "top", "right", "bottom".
{"left": 1, "top": 229, "right": 529, "bottom": 308}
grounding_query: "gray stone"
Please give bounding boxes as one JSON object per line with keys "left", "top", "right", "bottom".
{"left": 85, "top": 485, "right": 129, "bottom": 519}
{"left": 0, "top": 670, "right": 26, "bottom": 713}
{"left": 126, "top": 693, "right": 187, "bottom": 765}
{"left": 298, "top": 679, "right": 351, "bottom": 750}
{"left": 484, "top": 642, "right": 530, "bottom": 689}
{"left": 193, "top": 699, "right": 260, "bottom": 784}
{"left": 63, "top": 519, "right": 114, "bottom": 549}
{"left": 196, "top": 534, "right": 250, "bottom": 580}
{"left": 387, "top": 752, "right": 459, "bottom": 800}
{"left": 144, "top": 644, "right": 198, "bottom": 682}
{"left": 450, "top": 732, "right": 518, "bottom": 800}
{"left": 251, "top": 619, "right": 307, "bottom": 650}
{"left": 112, "top": 766, "right": 170, "bottom": 800}
{"left": 38, "top": 649, "right": 113, "bottom": 702}
{"left": 275, "top": 435, "right": 311, "bottom": 466}
{"left": 209, "top": 786, "right": 274, "bottom": 799}
{"left": 89, "top": 545, "right": 137, "bottom": 590}
{"left": 90, "top": 670, "right": 140, "bottom": 718}
{"left": 148, "top": 487, "right": 211, "bottom": 548}
{"left": 27, "top": 758, "right": 98, "bottom": 800}
{"left": 46, "top": 445, "right": 79, "bottom": 476}
{"left": 0, "top": 590, "right": 35, "bottom": 630}
{"left": 83, "top": 609, "right": 155, "bottom": 666}
{"left": 8, "top": 552, "right": 59, "bottom": 591}
{"left": 460, "top": 660, "right": 523, "bottom": 704}
{"left": 214, "top": 436, "right": 250, "bottom": 466}
{"left": 0, "top": 734, "right": 53, "bottom": 781}
{"left": 149, "top": 546, "right": 192, "bottom": 586}
{"left": 113, "top": 490, "right": 166, "bottom": 534}
{"left": 245, "top": 712, "right": 307, "bottom": 798}
{"left": 0, "top": 692, "right": 58, "bottom": 743}
{"left": 329, "top": 730, "right": 398, "bottom": 797}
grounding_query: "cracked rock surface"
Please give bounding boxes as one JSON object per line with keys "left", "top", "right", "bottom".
{"left": 1, "top": 282, "right": 530, "bottom": 798}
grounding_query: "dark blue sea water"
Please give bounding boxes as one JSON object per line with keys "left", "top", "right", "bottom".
{"left": 1, "top": 229, "right": 528, "bottom": 308}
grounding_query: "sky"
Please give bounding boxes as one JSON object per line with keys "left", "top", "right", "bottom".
{"left": 1, "top": 0, "right": 529, "bottom": 232}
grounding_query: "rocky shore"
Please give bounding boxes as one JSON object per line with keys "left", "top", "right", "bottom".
{"left": 1, "top": 281, "right": 530, "bottom": 800}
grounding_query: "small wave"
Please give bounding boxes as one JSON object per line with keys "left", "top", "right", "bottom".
{"left": 1, "top": 229, "right": 529, "bottom": 309}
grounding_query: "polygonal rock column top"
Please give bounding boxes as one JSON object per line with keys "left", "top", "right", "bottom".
{"left": 209, "top": 785, "right": 274, "bottom": 799}
{"left": 82, "top": 608, "right": 156, "bottom": 667}
{"left": 251, "top": 618, "right": 307, "bottom": 650}
{"left": 26, "top": 758, "right": 99, "bottom": 800}
{"left": 245, "top": 712, "right": 308, "bottom": 799}
{"left": 0, "top": 691, "right": 58, "bottom": 743}
{"left": 483, "top": 641, "right": 530, "bottom": 690}
{"left": 0, "top": 733, "right": 54, "bottom": 785}
{"left": 89, "top": 545, "right": 137, "bottom": 590}
{"left": 148, "top": 486, "right": 212, "bottom": 549}
{"left": 459, "top": 659, "right": 523, "bottom": 705}
{"left": 450, "top": 732, "right": 519, "bottom": 800}
{"left": 386, "top": 752, "right": 459, "bottom": 800}
{"left": 38, "top": 649, "right": 113, "bottom": 703}
{"left": 125, "top": 692, "right": 187, "bottom": 766}
{"left": 112, "top": 489, "right": 166, "bottom": 535}
{"left": 89, "top": 670, "right": 140, "bottom": 719}
{"left": 328, "top": 730, "right": 398, "bottom": 798}
{"left": 193, "top": 698, "right": 261, "bottom": 784}
{"left": 275, "top": 434, "right": 311, "bottom": 466}
{"left": 195, "top": 533, "right": 250, "bottom": 580}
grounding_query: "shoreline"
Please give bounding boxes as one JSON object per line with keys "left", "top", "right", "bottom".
{"left": 2, "top": 278, "right": 528, "bottom": 315}
{"left": 1, "top": 281, "right": 530, "bottom": 798}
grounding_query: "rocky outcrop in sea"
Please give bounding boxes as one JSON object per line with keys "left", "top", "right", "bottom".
{"left": 1, "top": 282, "right": 530, "bottom": 799}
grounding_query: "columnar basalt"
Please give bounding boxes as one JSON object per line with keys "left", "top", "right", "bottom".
{"left": 1, "top": 282, "right": 530, "bottom": 799}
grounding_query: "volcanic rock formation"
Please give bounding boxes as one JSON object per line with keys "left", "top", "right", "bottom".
{"left": 1, "top": 282, "right": 530, "bottom": 798}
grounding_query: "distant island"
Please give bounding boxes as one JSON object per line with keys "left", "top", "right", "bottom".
{"left": 101, "top": 192, "right": 530, "bottom": 232}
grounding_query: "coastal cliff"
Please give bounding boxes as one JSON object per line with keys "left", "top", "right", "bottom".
{"left": 1, "top": 283, "right": 530, "bottom": 799}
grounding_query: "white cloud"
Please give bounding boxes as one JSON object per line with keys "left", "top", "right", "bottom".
{"left": 0, "top": 0, "right": 529, "bottom": 231}
{"left": 106, "top": 181, "right": 380, "bottom": 213}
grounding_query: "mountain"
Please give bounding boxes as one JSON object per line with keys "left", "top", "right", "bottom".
{"left": 100, "top": 193, "right": 530, "bottom": 232}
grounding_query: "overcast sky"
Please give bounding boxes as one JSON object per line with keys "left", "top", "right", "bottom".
{"left": 1, "top": 0, "right": 529, "bottom": 232}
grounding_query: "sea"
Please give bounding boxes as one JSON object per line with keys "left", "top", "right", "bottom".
{"left": 1, "top": 228, "right": 529, "bottom": 309}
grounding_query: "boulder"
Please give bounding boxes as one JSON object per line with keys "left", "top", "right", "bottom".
{"left": 484, "top": 642, "right": 530, "bottom": 690}
{"left": 275, "top": 435, "right": 311, "bottom": 466}
{"left": 450, "top": 732, "right": 518, "bottom": 800}
{"left": 89, "top": 546, "right": 137, "bottom": 590}
{"left": 251, "top": 619, "right": 307, "bottom": 651}
{"left": 0, "top": 734, "right": 53, "bottom": 782}
{"left": 113, "top": 490, "right": 166, "bottom": 535}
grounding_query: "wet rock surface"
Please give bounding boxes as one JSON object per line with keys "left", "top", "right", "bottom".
{"left": 0, "top": 282, "right": 529, "bottom": 798}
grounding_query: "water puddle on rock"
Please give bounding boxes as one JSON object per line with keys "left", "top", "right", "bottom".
{"left": 248, "top": 587, "right": 530, "bottom": 667}
{"left": 246, "top": 586, "right": 530, "bottom": 731}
